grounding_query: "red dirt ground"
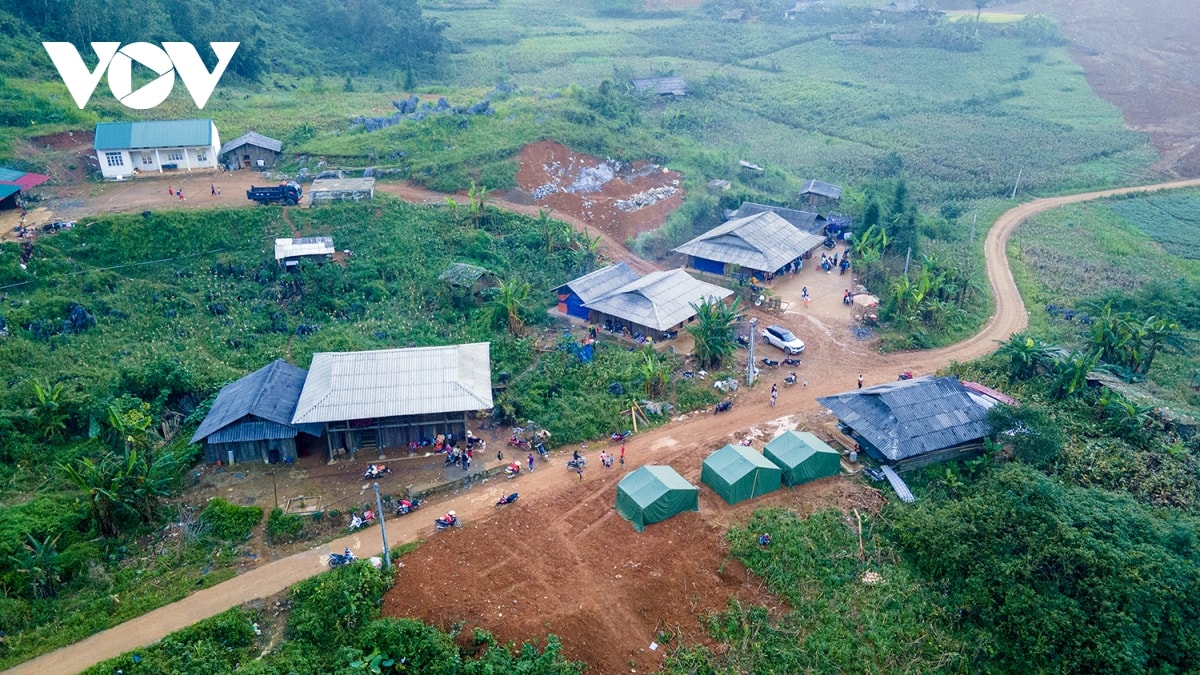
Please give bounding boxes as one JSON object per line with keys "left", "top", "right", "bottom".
{"left": 514, "top": 140, "right": 686, "bottom": 245}
{"left": 383, "top": 444, "right": 883, "bottom": 675}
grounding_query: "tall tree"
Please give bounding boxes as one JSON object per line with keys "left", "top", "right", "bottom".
{"left": 687, "top": 298, "right": 742, "bottom": 369}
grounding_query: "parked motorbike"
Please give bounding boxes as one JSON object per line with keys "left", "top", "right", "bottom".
{"left": 898, "top": 371, "right": 914, "bottom": 381}
{"left": 610, "top": 430, "right": 632, "bottom": 443}
{"left": 504, "top": 463, "right": 522, "bottom": 479}
{"left": 508, "top": 435, "right": 532, "bottom": 450}
{"left": 714, "top": 400, "right": 733, "bottom": 414}
{"left": 535, "top": 442, "right": 548, "bottom": 461}
{"left": 782, "top": 356, "right": 801, "bottom": 367}
{"left": 435, "top": 513, "right": 462, "bottom": 531}
{"left": 566, "top": 457, "right": 587, "bottom": 470}
{"left": 329, "top": 548, "right": 356, "bottom": 568}
{"left": 784, "top": 372, "right": 798, "bottom": 387}
{"left": 761, "top": 357, "right": 780, "bottom": 368}
{"left": 394, "top": 498, "right": 422, "bottom": 516}
{"left": 662, "top": 329, "right": 679, "bottom": 340}
{"left": 363, "top": 464, "right": 390, "bottom": 480}
{"left": 349, "top": 510, "right": 376, "bottom": 531}
{"left": 496, "top": 492, "right": 519, "bottom": 508}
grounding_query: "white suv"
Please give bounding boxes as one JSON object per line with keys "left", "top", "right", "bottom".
{"left": 762, "top": 324, "right": 805, "bottom": 354}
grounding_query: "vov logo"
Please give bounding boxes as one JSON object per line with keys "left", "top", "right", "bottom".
{"left": 43, "top": 42, "right": 239, "bottom": 110}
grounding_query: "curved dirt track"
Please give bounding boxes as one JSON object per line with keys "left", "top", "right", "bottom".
{"left": 8, "top": 177, "right": 1200, "bottom": 675}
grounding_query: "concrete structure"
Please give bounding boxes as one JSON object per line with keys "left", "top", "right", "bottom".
{"left": 275, "top": 237, "right": 334, "bottom": 269}
{"left": 93, "top": 119, "right": 220, "bottom": 180}
{"left": 309, "top": 177, "right": 375, "bottom": 205}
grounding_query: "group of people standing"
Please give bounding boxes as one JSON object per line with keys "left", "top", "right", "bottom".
{"left": 819, "top": 250, "right": 850, "bottom": 275}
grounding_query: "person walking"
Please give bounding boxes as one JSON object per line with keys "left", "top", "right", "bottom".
{"left": 497, "top": 448, "right": 503, "bottom": 462}
{"left": 858, "top": 374, "right": 865, "bottom": 389}
{"left": 577, "top": 467, "right": 583, "bottom": 482}
{"left": 770, "top": 383, "right": 778, "bottom": 407}
{"left": 210, "top": 183, "right": 216, "bottom": 196}
{"left": 620, "top": 443, "right": 625, "bottom": 467}
{"left": 168, "top": 186, "right": 173, "bottom": 196}
{"left": 527, "top": 453, "right": 535, "bottom": 473}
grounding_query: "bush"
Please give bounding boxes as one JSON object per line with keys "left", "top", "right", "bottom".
{"left": 287, "top": 562, "right": 392, "bottom": 650}
{"left": 199, "top": 499, "right": 263, "bottom": 541}
{"left": 265, "top": 507, "right": 304, "bottom": 545}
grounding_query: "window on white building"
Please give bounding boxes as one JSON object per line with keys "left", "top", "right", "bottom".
{"left": 167, "top": 150, "right": 184, "bottom": 162}
{"left": 105, "top": 152, "right": 124, "bottom": 167}
{"left": 196, "top": 151, "right": 207, "bottom": 162}
{"left": 141, "top": 153, "right": 153, "bottom": 165}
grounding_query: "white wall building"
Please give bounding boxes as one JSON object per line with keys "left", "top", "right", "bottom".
{"left": 93, "top": 119, "right": 220, "bottom": 180}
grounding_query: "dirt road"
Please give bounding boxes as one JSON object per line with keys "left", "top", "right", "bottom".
{"left": 8, "top": 177, "right": 1200, "bottom": 675}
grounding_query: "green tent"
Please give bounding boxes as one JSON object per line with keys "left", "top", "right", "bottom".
{"left": 615, "top": 466, "right": 699, "bottom": 532}
{"left": 764, "top": 430, "right": 842, "bottom": 486}
{"left": 701, "top": 444, "right": 783, "bottom": 505}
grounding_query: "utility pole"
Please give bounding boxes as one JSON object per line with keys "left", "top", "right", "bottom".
{"left": 271, "top": 470, "right": 278, "bottom": 509}
{"left": 372, "top": 483, "right": 391, "bottom": 570}
{"left": 1010, "top": 169, "right": 1023, "bottom": 200}
{"left": 747, "top": 317, "right": 757, "bottom": 386}
{"left": 970, "top": 211, "right": 977, "bottom": 245}
{"left": 903, "top": 246, "right": 912, "bottom": 276}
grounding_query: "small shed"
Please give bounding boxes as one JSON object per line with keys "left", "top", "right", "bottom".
{"left": 722, "top": 8, "right": 748, "bottom": 21}
{"left": 189, "top": 359, "right": 322, "bottom": 464}
{"left": 799, "top": 179, "right": 842, "bottom": 206}
{"left": 630, "top": 77, "right": 688, "bottom": 98}
{"left": 220, "top": 131, "right": 283, "bottom": 170}
{"left": 701, "top": 444, "right": 782, "bottom": 505}
{"left": 275, "top": 237, "right": 334, "bottom": 269}
{"left": 310, "top": 177, "right": 376, "bottom": 205}
{"left": 764, "top": 430, "right": 841, "bottom": 486}
{"left": 439, "top": 262, "right": 495, "bottom": 294}
{"left": 616, "top": 466, "right": 699, "bottom": 532}
{"left": 0, "top": 167, "right": 49, "bottom": 210}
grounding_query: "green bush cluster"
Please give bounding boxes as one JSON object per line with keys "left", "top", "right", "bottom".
{"left": 199, "top": 499, "right": 264, "bottom": 541}
{"left": 265, "top": 508, "right": 305, "bottom": 546}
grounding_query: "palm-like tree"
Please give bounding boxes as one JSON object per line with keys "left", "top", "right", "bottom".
{"left": 995, "top": 332, "right": 1055, "bottom": 381}
{"left": 687, "top": 297, "right": 742, "bottom": 370}
{"left": 487, "top": 277, "right": 532, "bottom": 337}
{"left": 1050, "top": 349, "right": 1099, "bottom": 398}
{"left": 30, "top": 379, "right": 69, "bottom": 440}
{"left": 640, "top": 350, "right": 670, "bottom": 397}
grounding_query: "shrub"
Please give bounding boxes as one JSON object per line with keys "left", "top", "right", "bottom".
{"left": 265, "top": 507, "right": 304, "bottom": 545}
{"left": 199, "top": 499, "right": 263, "bottom": 541}
{"left": 287, "top": 562, "right": 392, "bottom": 650}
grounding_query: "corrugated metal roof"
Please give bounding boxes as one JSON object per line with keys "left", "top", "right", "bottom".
{"left": 206, "top": 419, "right": 309, "bottom": 444}
{"left": 0, "top": 167, "right": 49, "bottom": 190}
{"left": 630, "top": 77, "right": 687, "bottom": 96}
{"left": 556, "top": 262, "right": 640, "bottom": 304}
{"left": 583, "top": 269, "right": 733, "bottom": 331}
{"left": 275, "top": 237, "right": 335, "bottom": 260}
{"left": 729, "top": 201, "right": 825, "bottom": 233}
{"left": 292, "top": 343, "right": 494, "bottom": 424}
{"left": 190, "top": 359, "right": 316, "bottom": 444}
{"left": 439, "top": 262, "right": 491, "bottom": 287}
{"left": 0, "top": 184, "right": 19, "bottom": 200}
{"left": 816, "top": 376, "right": 990, "bottom": 461}
{"left": 800, "top": 179, "right": 842, "bottom": 199}
{"left": 219, "top": 131, "right": 282, "bottom": 157}
{"left": 672, "top": 211, "right": 824, "bottom": 273}
{"left": 94, "top": 119, "right": 215, "bottom": 150}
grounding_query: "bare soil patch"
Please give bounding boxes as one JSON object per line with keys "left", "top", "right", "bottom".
{"left": 1004, "top": 0, "right": 1200, "bottom": 175}
{"left": 514, "top": 140, "right": 685, "bottom": 245}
